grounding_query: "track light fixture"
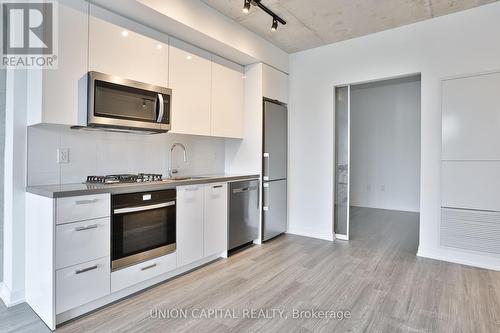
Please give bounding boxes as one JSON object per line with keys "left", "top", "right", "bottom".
{"left": 242, "top": 0, "right": 286, "bottom": 31}
{"left": 242, "top": 0, "right": 250, "bottom": 14}
{"left": 271, "top": 18, "right": 278, "bottom": 31}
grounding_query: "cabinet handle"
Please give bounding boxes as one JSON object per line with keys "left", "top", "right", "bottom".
{"left": 156, "top": 93, "right": 164, "bottom": 123}
{"left": 141, "top": 264, "right": 157, "bottom": 271}
{"left": 263, "top": 183, "right": 269, "bottom": 211}
{"left": 75, "top": 199, "right": 98, "bottom": 205}
{"left": 75, "top": 224, "right": 98, "bottom": 231}
{"left": 212, "top": 185, "right": 223, "bottom": 189}
{"left": 75, "top": 265, "right": 98, "bottom": 275}
{"left": 263, "top": 153, "right": 270, "bottom": 181}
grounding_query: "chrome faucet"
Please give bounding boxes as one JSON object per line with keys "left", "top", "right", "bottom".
{"left": 169, "top": 143, "right": 187, "bottom": 178}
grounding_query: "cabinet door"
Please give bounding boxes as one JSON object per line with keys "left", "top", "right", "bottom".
{"left": 89, "top": 5, "right": 168, "bottom": 87}
{"left": 177, "top": 185, "right": 204, "bottom": 267}
{"left": 211, "top": 59, "right": 244, "bottom": 138}
{"left": 28, "top": 0, "right": 89, "bottom": 126}
{"left": 262, "top": 64, "right": 288, "bottom": 104}
{"left": 169, "top": 39, "right": 212, "bottom": 136}
{"left": 203, "top": 183, "right": 227, "bottom": 257}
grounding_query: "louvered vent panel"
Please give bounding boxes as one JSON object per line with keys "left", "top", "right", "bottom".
{"left": 441, "top": 208, "right": 500, "bottom": 254}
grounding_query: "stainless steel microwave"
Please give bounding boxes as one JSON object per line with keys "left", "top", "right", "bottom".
{"left": 87, "top": 71, "right": 171, "bottom": 134}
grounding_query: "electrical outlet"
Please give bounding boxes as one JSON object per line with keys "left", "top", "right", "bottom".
{"left": 57, "top": 148, "right": 70, "bottom": 164}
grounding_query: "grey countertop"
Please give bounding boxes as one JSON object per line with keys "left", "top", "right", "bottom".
{"left": 26, "top": 174, "right": 260, "bottom": 198}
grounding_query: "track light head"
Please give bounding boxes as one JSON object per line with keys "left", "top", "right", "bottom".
{"left": 242, "top": 0, "right": 251, "bottom": 14}
{"left": 271, "top": 18, "right": 278, "bottom": 31}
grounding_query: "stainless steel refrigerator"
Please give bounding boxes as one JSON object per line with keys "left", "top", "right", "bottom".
{"left": 262, "top": 99, "right": 287, "bottom": 241}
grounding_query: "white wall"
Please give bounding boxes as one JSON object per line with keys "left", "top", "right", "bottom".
{"left": 288, "top": 2, "right": 500, "bottom": 270}
{"left": 27, "top": 125, "right": 226, "bottom": 186}
{"left": 350, "top": 76, "right": 421, "bottom": 213}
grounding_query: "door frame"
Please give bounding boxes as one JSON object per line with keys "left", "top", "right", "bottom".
{"left": 333, "top": 72, "right": 422, "bottom": 242}
{"left": 333, "top": 84, "right": 351, "bottom": 241}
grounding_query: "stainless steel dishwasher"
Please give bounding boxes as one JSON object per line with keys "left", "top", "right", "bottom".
{"left": 228, "top": 180, "right": 260, "bottom": 252}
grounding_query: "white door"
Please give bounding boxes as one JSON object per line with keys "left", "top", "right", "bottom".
{"left": 177, "top": 185, "right": 204, "bottom": 267}
{"left": 334, "top": 85, "right": 350, "bottom": 240}
{"left": 203, "top": 183, "right": 227, "bottom": 256}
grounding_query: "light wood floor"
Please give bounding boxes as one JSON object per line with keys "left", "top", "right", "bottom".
{"left": 2, "top": 207, "right": 500, "bottom": 332}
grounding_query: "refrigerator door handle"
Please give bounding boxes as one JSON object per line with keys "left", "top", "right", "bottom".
{"left": 263, "top": 153, "right": 270, "bottom": 181}
{"left": 263, "top": 183, "right": 269, "bottom": 211}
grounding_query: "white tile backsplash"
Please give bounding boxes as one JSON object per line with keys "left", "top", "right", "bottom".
{"left": 27, "top": 125, "right": 226, "bottom": 186}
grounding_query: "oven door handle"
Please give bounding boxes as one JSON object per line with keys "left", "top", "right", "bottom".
{"left": 114, "top": 201, "right": 175, "bottom": 214}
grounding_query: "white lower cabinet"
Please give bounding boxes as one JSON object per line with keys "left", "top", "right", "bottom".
{"left": 177, "top": 185, "right": 205, "bottom": 267}
{"left": 56, "top": 217, "right": 110, "bottom": 270}
{"left": 56, "top": 193, "right": 110, "bottom": 225}
{"left": 111, "top": 253, "right": 177, "bottom": 293}
{"left": 177, "top": 183, "right": 228, "bottom": 267}
{"left": 203, "top": 183, "right": 228, "bottom": 256}
{"left": 56, "top": 256, "right": 110, "bottom": 314}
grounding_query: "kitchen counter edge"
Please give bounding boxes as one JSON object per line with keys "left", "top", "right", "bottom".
{"left": 26, "top": 175, "right": 260, "bottom": 198}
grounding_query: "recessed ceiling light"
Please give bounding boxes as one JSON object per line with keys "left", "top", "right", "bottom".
{"left": 186, "top": 55, "right": 192, "bottom": 60}
{"left": 156, "top": 44, "right": 162, "bottom": 49}
{"left": 242, "top": 75, "right": 247, "bottom": 79}
{"left": 121, "top": 30, "right": 129, "bottom": 37}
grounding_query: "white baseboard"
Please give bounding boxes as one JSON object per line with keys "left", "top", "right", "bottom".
{"left": 286, "top": 229, "right": 334, "bottom": 242}
{"left": 417, "top": 246, "right": 500, "bottom": 272}
{"left": 335, "top": 234, "right": 349, "bottom": 241}
{"left": 0, "top": 282, "right": 26, "bottom": 307}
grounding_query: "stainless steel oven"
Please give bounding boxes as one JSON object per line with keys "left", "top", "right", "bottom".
{"left": 87, "top": 71, "right": 171, "bottom": 133}
{"left": 111, "top": 189, "right": 176, "bottom": 270}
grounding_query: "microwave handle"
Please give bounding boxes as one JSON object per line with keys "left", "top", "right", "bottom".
{"left": 156, "top": 93, "right": 164, "bottom": 123}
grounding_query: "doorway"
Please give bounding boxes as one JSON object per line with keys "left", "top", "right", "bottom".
{"left": 334, "top": 75, "right": 421, "bottom": 248}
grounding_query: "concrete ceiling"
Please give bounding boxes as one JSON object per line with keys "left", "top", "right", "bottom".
{"left": 201, "top": 0, "right": 498, "bottom": 53}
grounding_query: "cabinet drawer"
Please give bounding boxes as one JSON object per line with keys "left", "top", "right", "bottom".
{"left": 56, "top": 218, "right": 110, "bottom": 270}
{"left": 56, "top": 257, "right": 110, "bottom": 314}
{"left": 56, "top": 194, "right": 110, "bottom": 224}
{"left": 111, "top": 252, "right": 177, "bottom": 293}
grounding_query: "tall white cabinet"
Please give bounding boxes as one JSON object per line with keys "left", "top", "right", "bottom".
{"left": 441, "top": 71, "right": 500, "bottom": 255}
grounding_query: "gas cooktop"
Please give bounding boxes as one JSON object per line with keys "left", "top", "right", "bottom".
{"left": 86, "top": 173, "right": 163, "bottom": 184}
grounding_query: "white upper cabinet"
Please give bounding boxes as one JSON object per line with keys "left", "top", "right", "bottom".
{"left": 211, "top": 57, "right": 244, "bottom": 138}
{"left": 203, "top": 183, "right": 227, "bottom": 257}
{"left": 169, "top": 38, "right": 212, "bottom": 136}
{"left": 262, "top": 64, "right": 289, "bottom": 104}
{"left": 442, "top": 72, "right": 500, "bottom": 161}
{"left": 27, "top": 0, "right": 89, "bottom": 126}
{"left": 89, "top": 5, "right": 169, "bottom": 87}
